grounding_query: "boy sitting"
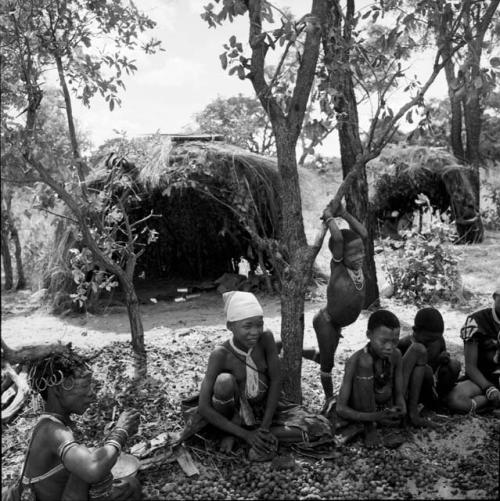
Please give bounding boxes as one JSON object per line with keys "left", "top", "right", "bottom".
{"left": 336, "top": 310, "right": 406, "bottom": 447}
{"left": 398, "top": 307, "right": 461, "bottom": 426}
{"left": 191, "top": 291, "right": 333, "bottom": 460}
{"left": 303, "top": 203, "right": 368, "bottom": 414}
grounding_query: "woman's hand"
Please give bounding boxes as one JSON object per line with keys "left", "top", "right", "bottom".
{"left": 115, "top": 409, "right": 140, "bottom": 436}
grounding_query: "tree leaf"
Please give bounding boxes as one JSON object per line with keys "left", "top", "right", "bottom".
{"left": 219, "top": 52, "right": 228, "bottom": 70}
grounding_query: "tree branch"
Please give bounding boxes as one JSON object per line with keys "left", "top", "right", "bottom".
{"left": 247, "top": 0, "right": 286, "bottom": 124}
{"left": 287, "top": 0, "right": 327, "bottom": 140}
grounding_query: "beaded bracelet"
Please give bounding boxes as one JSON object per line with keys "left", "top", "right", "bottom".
{"left": 104, "top": 427, "right": 128, "bottom": 454}
{"left": 104, "top": 439, "right": 122, "bottom": 453}
{"left": 485, "top": 386, "right": 499, "bottom": 401}
{"left": 114, "top": 427, "right": 129, "bottom": 439}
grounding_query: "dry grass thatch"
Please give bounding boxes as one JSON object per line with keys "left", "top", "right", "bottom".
{"left": 47, "top": 137, "right": 283, "bottom": 309}
{"left": 371, "top": 145, "right": 477, "bottom": 215}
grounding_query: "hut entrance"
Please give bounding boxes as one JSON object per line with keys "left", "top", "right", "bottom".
{"left": 132, "top": 188, "right": 249, "bottom": 282}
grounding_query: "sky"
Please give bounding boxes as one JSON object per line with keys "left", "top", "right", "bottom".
{"left": 68, "top": 0, "right": 449, "bottom": 155}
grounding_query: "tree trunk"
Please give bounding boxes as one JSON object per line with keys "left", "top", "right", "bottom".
{"left": 275, "top": 132, "right": 312, "bottom": 403}
{"left": 442, "top": 55, "right": 465, "bottom": 161}
{"left": 10, "top": 225, "right": 26, "bottom": 290}
{"left": 119, "top": 274, "right": 147, "bottom": 380}
{"left": 1, "top": 230, "right": 14, "bottom": 291}
{"left": 322, "top": 2, "right": 379, "bottom": 307}
{"left": 441, "top": 166, "right": 484, "bottom": 243}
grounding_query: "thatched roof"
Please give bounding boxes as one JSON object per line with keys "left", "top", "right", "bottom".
{"left": 371, "top": 145, "right": 483, "bottom": 242}
{"left": 371, "top": 145, "right": 477, "bottom": 215}
{"left": 89, "top": 136, "right": 282, "bottom": 281}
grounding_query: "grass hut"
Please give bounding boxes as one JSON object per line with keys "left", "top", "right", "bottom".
{"left": 371, "top": 145, "right": 484, "bottom": 243}
{"left": 45, "top": 135, "right": 282, "bottom": 311}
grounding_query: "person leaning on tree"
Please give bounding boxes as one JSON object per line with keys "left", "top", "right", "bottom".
{"left": 5, "top": 351, "right": 142, "bottom": 501}
{"left": 301, "top": 202, "right": 368, "bottom": 417}
{"left": 446, "top": 282, "right": 500, "bottom": 414}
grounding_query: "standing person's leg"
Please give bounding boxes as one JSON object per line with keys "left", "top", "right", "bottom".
{"left": 312, "top": 308, "right": 340, "bottom": 402}
{"left": 350, "top": 351, "right": 380, "bottom": 447}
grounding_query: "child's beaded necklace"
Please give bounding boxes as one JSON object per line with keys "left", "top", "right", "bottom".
{"left": 347, "top": 267, "right": 364, "bottom": 290}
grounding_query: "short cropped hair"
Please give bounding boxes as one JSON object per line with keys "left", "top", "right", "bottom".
{"left": 414, "top": 307, "right": 444, "bottom": 333}
{"left": 367, "top": 309, "right": 400, "bottom": 331}
{"left": 328, "top": 229, "right": 362, "bottom": 253}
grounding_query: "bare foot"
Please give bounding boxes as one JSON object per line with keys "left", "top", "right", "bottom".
{"left": 364, "top": 425, "right": 382, "bottom": 448}
{"left": 219, "top": 435, "right": 235, "bottom": 453}
{"left": 409, "top": 413, "right": 438, "bottom": 428}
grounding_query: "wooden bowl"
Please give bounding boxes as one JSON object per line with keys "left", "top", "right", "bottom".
{"left": 111, "top": 453, "right": 140, "bottom": 480}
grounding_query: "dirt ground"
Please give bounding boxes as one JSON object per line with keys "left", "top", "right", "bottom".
{"left": 1, "top": 231, "right": 499, "bottom": 500}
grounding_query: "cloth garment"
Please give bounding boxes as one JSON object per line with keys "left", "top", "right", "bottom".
{"left": 179, "top": 393, "right": 333, "bottom": 452}
{"left": 223, "top": 291, "right": 263, "bottom": 322}
{"left": 460, "top": 307, "right": 500, "bottom": 386}
{"left": 228, "top": 339, "right": 261, "bottom": 400}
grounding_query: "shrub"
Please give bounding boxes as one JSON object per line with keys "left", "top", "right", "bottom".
{"left": 380, "top": 199, "right": 462, "bottom": 306}
{"left": 481, "top": 180, "right": 500, "bottom": 230}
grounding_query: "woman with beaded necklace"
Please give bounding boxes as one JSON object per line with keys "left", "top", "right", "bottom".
{"left": 17, "top": 351, "right": 141, "bottom": 501}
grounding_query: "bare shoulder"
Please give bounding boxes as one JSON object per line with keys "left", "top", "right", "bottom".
{"left": 208, "top": 345, "right": 229, "bottom": 365}
{"left": 392, "top": 348, "right": 402, "bottom": 364}
{"left": 346, "top": 347, "right": 367, "bottom": 368}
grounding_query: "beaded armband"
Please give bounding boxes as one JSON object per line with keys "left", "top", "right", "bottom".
{"left": 104, "top": 427, "right": 128, "bottom": 454}
{"left": 485, "top": 386, "right": 499, "bottom": 401}
{"left": 58, "top": 440, "right": 78, "bottom": 465}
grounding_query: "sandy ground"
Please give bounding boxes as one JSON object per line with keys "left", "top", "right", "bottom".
{"left": 1, "top": 231, "right": 499, "bottom": 500}
{"left": 2, "top": 231, "right": 499, "bottom": 361}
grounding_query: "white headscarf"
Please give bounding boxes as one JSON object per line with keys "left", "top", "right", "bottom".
{"left": 223, "top": 291, "right": 263, "bottom": 322}
{"left": 222, "top": 291, "right": 263, "bottom": 401}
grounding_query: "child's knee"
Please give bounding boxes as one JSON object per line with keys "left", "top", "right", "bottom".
{"left": 214, "top": 373, "right": 237, "bottom": 399}
{"left": 312, "top": 309, "right": 326, "bottom": 330}
{"left": 409, "top": 342, "right": 428, "bottom": 364}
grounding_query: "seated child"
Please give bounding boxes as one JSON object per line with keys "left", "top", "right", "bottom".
{"left": 398, "top": 307, "right": 461, "bottom": 426}
{"left": 446, "top": 282, "right": 500, "bottom": 414}
{"left": 10, "top": 350, "right": 141, "bottom": 501}
{"left": 187, "top": 291, "right": 333, "bottom": 461}
{"left": 336, "top": 310, "right": 406, "bottom": 447}
{"left": 302, "top": 203, "right": 368, "bottom": 413}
